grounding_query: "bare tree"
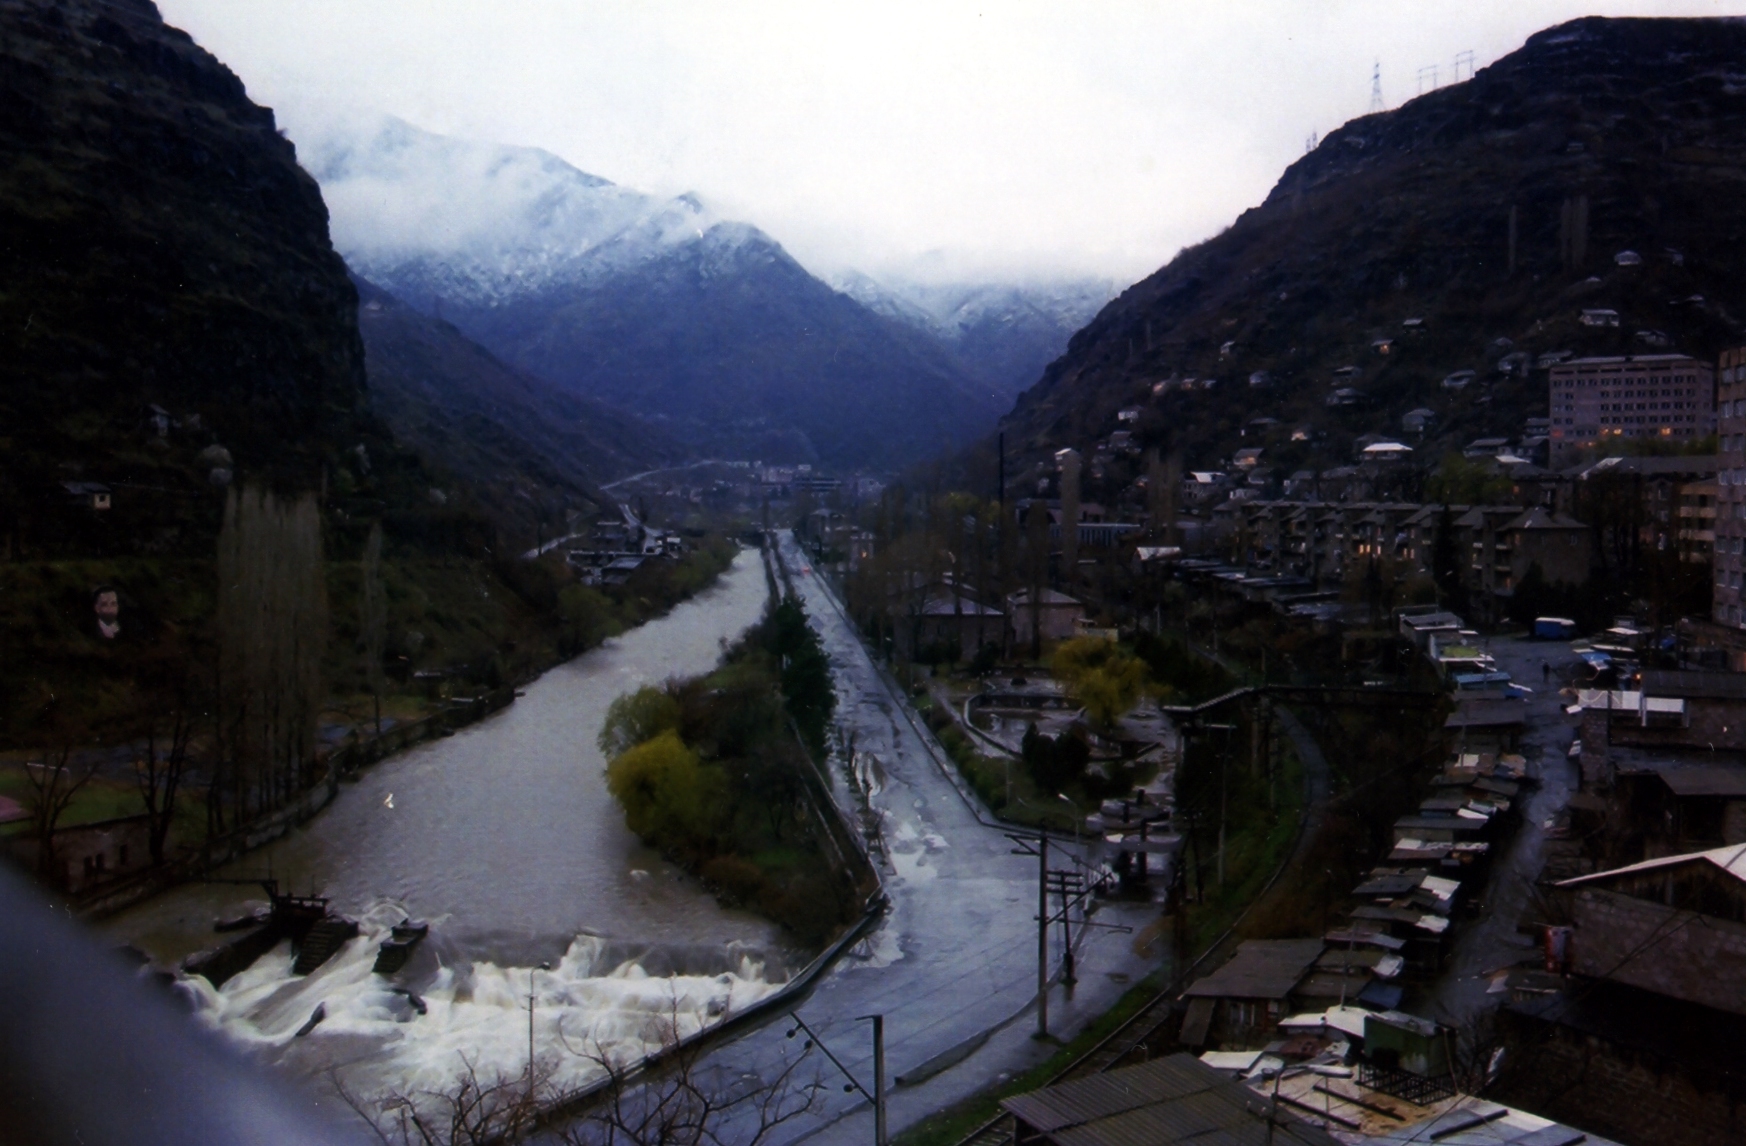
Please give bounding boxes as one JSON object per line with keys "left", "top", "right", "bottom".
{"left": 339, "top": 992, "right": 822, "bottom": 1146}
{"left": 556, "top": 998, "right": 822, "bottom": 1146}
{"left": 339, "top": 1057, "right": 544, "bottom": 1146}
{"left": 133, "top": 694, "right": 194, "bottom": 867}
{"left": 21, "top": 743, "right": 102, "bottom": 885}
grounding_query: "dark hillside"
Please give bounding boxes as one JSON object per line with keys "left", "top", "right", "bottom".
{"left": 355, "top": 276, "right": 681, "bottom": 539}
{"left": 0, "top": 0, "right": 377, "bottom": 556}
{"left": 444, "top": 224, "right": 1008, "bottom": 469}
{"left": 1000, "top": 16, "right": 1746, "bottom": 491}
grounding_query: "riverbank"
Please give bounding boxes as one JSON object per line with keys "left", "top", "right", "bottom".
{"left": 103, "top": 547, "right": 813, "bottom": 1120}
{"left": 53, "top": 540, "right": 740, "bottom": 925}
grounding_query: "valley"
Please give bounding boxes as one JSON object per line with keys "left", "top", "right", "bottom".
{"left": 10, "top": 6, "right": 1746, "bottom": 1146}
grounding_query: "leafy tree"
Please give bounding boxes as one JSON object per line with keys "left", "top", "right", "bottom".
{"left": 1425, "top": 454, "right": 1515, "bottom": 505}
{"left": 605, "top": 729, "right": 721, "bottom": 846}
{"left": 557, "top": 584, "right": 618, "bottom": 655}
{"left": 1021, "top": 722, "right": 1091, "bottom": 793}
{"left": 763, "top": 597, "right": 835, "bottom": 752}
{"left": 1051, "top": 636, "right": 1149, "bottom": 729}
{"left": 598, "top": 686, "right": 681, "bottom": 759}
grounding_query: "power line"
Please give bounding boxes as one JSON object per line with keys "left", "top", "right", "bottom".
{"left": 1369, "top": 60, "right": 1385, "bottom": 114}
{"left": 1454, "top": 49, "right": 1476, "bottom": 83}
{"left": 1417, "top": 65, "right": 1439, "bottom": 97}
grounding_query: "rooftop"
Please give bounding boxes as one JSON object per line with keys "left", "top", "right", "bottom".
{"left": 1557, "top": 842, "right": 1746, "bottom": 889}
{"left": 1001, "top": 1053, "right": 1337, "bottom": 1146}
{"left": 1185, "top": 938, "right": 1325, "bottom": 1001}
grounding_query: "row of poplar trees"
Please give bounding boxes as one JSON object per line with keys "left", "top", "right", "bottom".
{"left": 205, "top": 486, "right": 384, "bottom": 836}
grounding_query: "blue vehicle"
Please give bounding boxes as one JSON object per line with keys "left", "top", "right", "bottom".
{"left": 1533, "top": 616, "right": 1578, "bottom": 640}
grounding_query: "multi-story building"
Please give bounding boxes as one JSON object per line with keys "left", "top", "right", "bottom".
{"left": 1715, "top": 346, "right": 1746, "bottom": 625}
{"left": 1548, "top": 353, "right": 1716, "bottom": 467}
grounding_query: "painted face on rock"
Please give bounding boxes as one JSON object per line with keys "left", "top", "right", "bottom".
{"left": 94, "top": 588, "right": 120, "bottom": 639}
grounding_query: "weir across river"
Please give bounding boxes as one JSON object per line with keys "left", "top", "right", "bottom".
{"left": 106, "top": 547, "right": 799, "bottom": 1104}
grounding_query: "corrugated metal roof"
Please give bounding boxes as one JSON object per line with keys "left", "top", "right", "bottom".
{"left": 1556, "top": 842, "right": 1746, "bottom": 888}
{"left": 1183, "top": 938, "right": 1325, "bottom": 1000}
{"left": 1002, "top": 1054, "right": 1338, "bottom": 1146}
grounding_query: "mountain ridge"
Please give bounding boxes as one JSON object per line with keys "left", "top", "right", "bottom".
{"left": 301, "top": 115, "right": 1012, "bottom": 469}
{"left": 995, "top": 15, "right": 1746, "bottom": 498}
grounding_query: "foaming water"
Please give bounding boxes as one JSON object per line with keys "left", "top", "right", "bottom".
{"left": 180, "top": 899, "right": 790, "bottom": 1103}
{"left": 107, "top": 550, "right": 796, "bottom": 1103}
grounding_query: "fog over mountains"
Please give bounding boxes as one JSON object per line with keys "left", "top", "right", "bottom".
{"left": 832, "top": 272, "right": 1117, "bottom": 400}
{"left": 298, "top": 115, "right": 1113, "bottom": 470}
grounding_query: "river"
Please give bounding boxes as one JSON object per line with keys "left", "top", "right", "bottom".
{"left": 106, "top": 547, "right": 798, "bottom": 1104}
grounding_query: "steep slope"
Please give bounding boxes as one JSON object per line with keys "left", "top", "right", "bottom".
{"left": 1000, "top": 16, "right": 1746, "bottom": 491}
{"left": 0, "top": 0, "right": 373, "bottom": 548}
{"left": 303, "top": 117, "right": 1004, "bottom": 469}
{"left": 452, "top": 224, "right": 1005, "bottom": 467}
{"left": 834, "top": 273, "right": 1117, "bottom": 400}
{"left": 355, "top": 275, "right": 681, "bottom": 505}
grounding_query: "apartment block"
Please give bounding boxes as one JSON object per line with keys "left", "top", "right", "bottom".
{"left": 1716, "top": 347, "right": 1746, "bottom": 626}
{"left": 1548, "top": 354, "right": 1715, "bottom": 467}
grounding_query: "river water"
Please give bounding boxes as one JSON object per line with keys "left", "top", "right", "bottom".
{"left": 106, "top": 547, "right": 797, "bottom": 1103}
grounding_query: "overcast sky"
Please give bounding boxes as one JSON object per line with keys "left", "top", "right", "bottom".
{"left": 158, "top": 1, "right": 1732, "bottom": 286}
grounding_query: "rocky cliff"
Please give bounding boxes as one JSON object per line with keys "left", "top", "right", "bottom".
{"left": 0, "top": 0, "right": 370, "bottom": 541}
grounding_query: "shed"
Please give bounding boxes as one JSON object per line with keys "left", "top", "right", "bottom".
{"left": 1180, "top": 938, "right": 1324, "bottom": 1048}
{"left": 1363, "top": 1011, "right": 1448, "bottom": 1077}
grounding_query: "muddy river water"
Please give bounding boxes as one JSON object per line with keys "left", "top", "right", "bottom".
{"left": 106, "top": 547, "right": 796, "bottom": 1102}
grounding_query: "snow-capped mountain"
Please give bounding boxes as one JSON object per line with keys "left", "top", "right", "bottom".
{"left": 295, "top": 116, "right": 1005, "bottom": 468}
{"left": 832, "top": 272, "right": 1119, "bottom": 398}
{"left": 296, "top": 115, "right": 716, "bottom": 306}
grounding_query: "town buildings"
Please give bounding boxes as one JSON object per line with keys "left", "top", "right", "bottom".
{"left": 1547, "top": 353, "right": 1715, "bottom": 467}
{"left": 1715, "top": 346, "right": 1746, "bottom": 625}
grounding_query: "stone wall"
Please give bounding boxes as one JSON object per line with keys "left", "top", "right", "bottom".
{"left": 1571, "top": 887, "right": 1746, "bottom": 1014}
{"left": 1496, "top": 1008, "right": 1746, "bottom": 1146}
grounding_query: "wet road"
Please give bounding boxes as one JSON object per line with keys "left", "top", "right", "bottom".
{"left": 1428, "top": 634, "right": 1578, "bottom": 1028}
{"left": 700, "top": 534, "right": 1161, "bottom": 1146}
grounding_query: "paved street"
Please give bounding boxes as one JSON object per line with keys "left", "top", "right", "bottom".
{"left": 697, "top": 535, "right": 1163, "bottom": 1146}
{"left": 1427, "top": 634, "right": 1580, "bottom": 1030}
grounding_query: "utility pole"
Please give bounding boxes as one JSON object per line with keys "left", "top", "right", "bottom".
{"left": 1046, "top": 867, "right": 1087, "bottom": 987}
{"left": 1369, "top": 60, "right": 1384, "bottom": 114}
{"left": 1008, "top": 832, "right": 1051, "bottom": 1037}
{"left": 865, "top": 1014, "right": 887, "bottom": 1146}
{"left": 786, "top": 1013, "right": 884, "bottom": 1145}
{"left": 1036, "top": 833, "right": 1049, "bottom": 1035}
{"left": 527, "top": 960, "right": 550, "bottom": 1098}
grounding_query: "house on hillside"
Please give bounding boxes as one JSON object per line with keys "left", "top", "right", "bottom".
{"left": 61, "top": 481, "right": 111, "bottom": 511}
{"left": 1401, "top": 408, "right": 1436, "bottom": 435}
{"left": 1005, "top": 588, "right": 1084, "bottom": 647}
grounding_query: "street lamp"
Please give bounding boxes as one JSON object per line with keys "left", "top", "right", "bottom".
{"left": 1056, "top": 792, "right": 1081, "bottom": 852}
{"left": 528, "top": 960, "right": 551, "bottom": 1097}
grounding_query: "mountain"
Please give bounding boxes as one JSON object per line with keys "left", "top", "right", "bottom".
{"left": 0, "top": 0, "right": 372, "bottom": 537}
{"left": 997, "top": 16, "right": 1746, "bottom": 494}
{"left": 354, "top": 275, "right": 681, "bottom": 513}
{"left": 299, "top": 117, "right": 1006, "bottom": 469}
{"left": 832, "top": 273, "right": 1117, "bottom": 400}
